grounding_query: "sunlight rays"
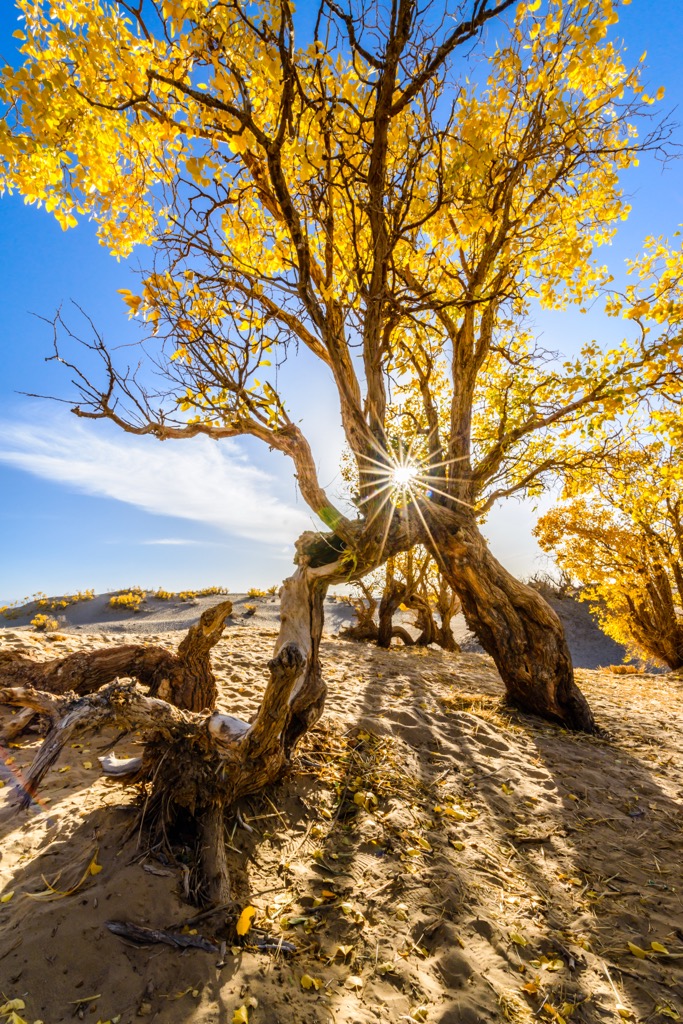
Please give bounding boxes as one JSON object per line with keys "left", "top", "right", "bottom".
{"left": 351, "top": 431, "right": 475, "bottom": 569}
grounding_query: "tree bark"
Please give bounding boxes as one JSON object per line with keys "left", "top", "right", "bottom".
{"left": 377, "top": 578, "right": 407, "bottom": 648}
{"left": 0, "top": 600, "right": 233, "bottom": 713}
{"left": 431, "top": 510, "right": 596, "bottom": 732}
{"left": 436, "top": 580, "right": 461, "bottom": 652}
{"left": 407, "top": 594, "right": 438, "bottom": 646}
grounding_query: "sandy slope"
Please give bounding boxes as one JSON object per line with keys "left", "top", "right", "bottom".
{"left": 1, "top": 609, "right": 682, "bottom": 1024}
{"left": 0, "top": 588, "right": 631, "bottom": 669}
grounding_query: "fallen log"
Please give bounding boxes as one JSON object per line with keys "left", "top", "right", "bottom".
{"left": 0, "top": 600, "right": 233, "bottom": 714}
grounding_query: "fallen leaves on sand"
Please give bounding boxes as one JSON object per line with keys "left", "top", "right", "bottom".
{"left": 655, "top": 1005, "right": 681, "bottom": 1020}
{"left": 0, "top": 891, "right": 14, "bottom": 903}
{"left": 27, "top": 849, "right": 102, "bottom": 900}
{"left": 232, "top": 1007, "right": 249, "bottom": 1024}
{"left": 0, "top": 1002, "right": 25, "bottom": 1016}
{"left": 530, "top": 955, "right": 563, "bottom": 972}
{"left": 627, "top": 941, "right": 649, "bottom": 959}
{"left": 345, "top": 975, "right": 363, "bottom": 989}
{"left": 300, "top": 974, "right": 323, "bottom": 990}
{"left": 235, "top": 906, "right": 256, "bottom": 936}
{"left": 0, "top": 1000, "right": 29, "bottom": 1024}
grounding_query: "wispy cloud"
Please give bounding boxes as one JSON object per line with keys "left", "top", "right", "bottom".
{"left": 141, "top": 538, "right": 209, "bottom": 546}
{"left": 0, "top": 414, "right": 313, "bottom": 546}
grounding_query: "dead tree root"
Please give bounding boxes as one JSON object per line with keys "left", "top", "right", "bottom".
{"left": 0, "top": 642, "right": 306, "bottom": 903}
{"left": 0, "top": 600, "right": 233, "bottom": 726}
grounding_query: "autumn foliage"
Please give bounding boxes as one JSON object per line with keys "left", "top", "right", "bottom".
{"left": 535, "top": 440, "right": 683, "bottom": 670}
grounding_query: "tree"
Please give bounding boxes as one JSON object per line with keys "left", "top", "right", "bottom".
{"left": 535, "top": 439, "right": 683, "bottom": 670}
{"left": 2, "top": 0, "right": 683, "bottom": 896}
{"left": 343, "top": 548, "right": 461, "bottom": 650}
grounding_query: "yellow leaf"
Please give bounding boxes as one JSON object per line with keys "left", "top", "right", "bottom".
{"left": 236, "top": 906, "right": 256, "bottom": 936}
{"left": 616, "top": 1005, "right": 633, "bottom": 1019}
{"left": 627, "top": 941, "right": 649, "bottom": 959}
{"left": 83, "top": 761, "right": 93, "bottom": 769}
{"left": 300, "top": 974, "right": 323, "bottom": 990}
{"left": 353, "top": 791, "right": 377, "bottom": 810}
{"left": 440, "top": 805, "right": 470, "bottom": 820}
{"left": 0, "top": 890, "right": 15, "bottom": 903}
{"left": 232, "top": 1006, "right": 249, "bottom": 1024}
{"left": 345, "top": 975, "right": 363, "bottom": 989}
{"left": 501, "top": 783, "right": 514, "bottom": 795}
{"left": 509, "top": 931, "right": 527, "bottom": 946}
{"left": 88, "top": 854, "right": 103, "bottom": 876}
{"left": 656, "top": 1005, "right": 680, "bottom": 1020}
{"left": 0, "top": 1001, "right": 25, "bottom": 1014}
{"left": 651, "top": 941, "right": 669, "bottom": 954}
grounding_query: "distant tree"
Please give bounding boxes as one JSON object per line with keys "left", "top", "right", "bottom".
{"left": 535, "top": 440, "right": 683, "bottom": 670}
{"left": 344, "top": 547, "right": 461, "bottom": 650}
{"left": 2, "top": 0, "right": 683, "bottom": 896}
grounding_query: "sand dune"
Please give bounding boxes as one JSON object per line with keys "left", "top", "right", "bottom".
{"left": 1, "top": 587, "right": 631, "bottom": 670}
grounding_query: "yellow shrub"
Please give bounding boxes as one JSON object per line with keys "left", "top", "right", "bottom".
{"left": 109, "top": 590, "right": 146, "bottom": 611}
{"left": 154, "top": 589, "right": 176, "bottom": 600}
{"left": 31, "top": 613, "right": 59, "bottom": 632}
{"left": 247, "top": 588, "right": 266, "bottom": 598}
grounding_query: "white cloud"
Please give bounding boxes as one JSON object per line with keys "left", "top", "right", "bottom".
{"left": 0, "top": 414, "right": 314, "bottom": 546}
{"left": 141, "top": 538, "right": 208, "bottom": 546}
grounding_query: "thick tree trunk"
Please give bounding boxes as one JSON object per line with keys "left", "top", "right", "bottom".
{"left": 0, "top": 600, "right": 233, "bottom": 713}
{"left": 431, "top": 511, "right": 596, "bottom": 732}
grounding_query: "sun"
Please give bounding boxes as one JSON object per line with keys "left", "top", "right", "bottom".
{"left": 391, "top": 463, "right": 420, "bottom": 489}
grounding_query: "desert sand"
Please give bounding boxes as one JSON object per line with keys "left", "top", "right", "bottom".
{"left": 0, "top": 593, "right": 681, "bottom": 1024}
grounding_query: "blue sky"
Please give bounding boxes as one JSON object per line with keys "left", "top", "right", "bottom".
{"left": 1, "top": 1, "right": 682, "bottom": 603}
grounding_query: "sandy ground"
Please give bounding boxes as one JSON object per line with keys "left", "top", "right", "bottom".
{"left": 1, "top": 597, "right": 681, "bottom": 1024}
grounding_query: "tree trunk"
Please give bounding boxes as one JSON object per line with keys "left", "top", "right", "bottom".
{"left": 431, "top": 511, "right": 596, "bottom": 732}
{"left": 407, "top": 594, "right": 438, "bottom": 646}
{"left": 0, "top": 600, "right": 233, "bottom": 713}
{"left": 377, "top": 579, "right": 406, "bottom": 647}
{"left": 436, "top": 580, "right": 461, "bottom": 652}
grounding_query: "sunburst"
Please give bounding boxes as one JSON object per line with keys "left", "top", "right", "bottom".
{"left": 353, "top": 433, "right": 473, "bottom": 567}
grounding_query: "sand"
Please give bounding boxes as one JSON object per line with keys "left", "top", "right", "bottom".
{"left": 1, "top": 596, "right": 682, "bottom": 1024}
